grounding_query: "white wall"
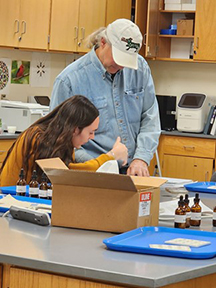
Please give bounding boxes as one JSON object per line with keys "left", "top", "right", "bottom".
{"left": 0, "top": 49, "right": 67, "bottom": 102}
{"left": 148, "top": 60, "right": 216, "bottom": 105}
{"left": 1, "top": 48, "right": 216, "bottom": 106}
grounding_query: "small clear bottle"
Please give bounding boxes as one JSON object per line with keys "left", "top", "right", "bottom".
{"left": 213, "top": 206, "right": 216, "bottom": 227}
{"left": 16, "top": 168, "right": 27, "bottom": 196}
{"left": 184, "top": 194, "right": 191, "bottom": 228}
{"left": 29, "top": 170, "right": 39, "bottom": 198}
{"left": 39, "top": 173, "right": 48, "bottom": 199}
{"left": 190, "top": 193, "right": 202, "bottom": 227}
{"left": 174, "top": 195, "right": 186, "bottom": 229}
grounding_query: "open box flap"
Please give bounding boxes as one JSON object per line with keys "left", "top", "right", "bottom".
{"left": 131, "top": 176, "right": 167, "bottom": 190}
{"left": 43, "top": 168, "right": 137, "bottom": 192}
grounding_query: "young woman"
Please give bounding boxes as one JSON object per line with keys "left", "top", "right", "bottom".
{"left": 0, "top": 95, "right": 128, "bottom": 186}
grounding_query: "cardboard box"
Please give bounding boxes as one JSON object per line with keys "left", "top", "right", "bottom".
{"left": 181, "top": 3, "right": 196, "bottom": 10}
{"left": 37, "top": 158, "right": 166, "bottom": 233}
{"left": 177, "top": 19, "right": 194, "bottom": 35}
{"left": 165, "top": 3, "right": 182, "bottom": 10}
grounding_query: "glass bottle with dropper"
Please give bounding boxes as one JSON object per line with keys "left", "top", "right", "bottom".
{"left": 29, "top": 170, "right": 39, "bottom": 198}
{"left": 184, "top": 194, "right": 191, "bottom": 228}
{"left": 174, "top": 195, "right": 186, "bottom": 229}
{"left": 190, "top": 193, "right": 202, "bottom": 227}
{"left": 39, "top": 172, "right": 48, "bottom": 199}
{"left": 213, "top": 206, "right": 216, "bottom": 227}
{"left": 16, "top": 168, "right": 27, "bottom": 196}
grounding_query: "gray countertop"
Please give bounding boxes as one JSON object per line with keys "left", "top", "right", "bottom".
{"left": 0, "top": 190, "right": 216, "bottom": 288}
{"left": 0, "top": 132, "right": 19, "bottom": 139}
{"left": 161, "top": 130, "right": 216, "bottom": 139}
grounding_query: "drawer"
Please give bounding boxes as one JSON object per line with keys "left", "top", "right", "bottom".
{"left": 163, "top": 136, "right": 216, "bottom": 158}
{"left": 0, "top": 139, "right": 15, "bottom": 162}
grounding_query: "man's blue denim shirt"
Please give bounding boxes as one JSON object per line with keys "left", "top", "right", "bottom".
{"left": 50, "top": 48, "right": 161, "bottom": 166}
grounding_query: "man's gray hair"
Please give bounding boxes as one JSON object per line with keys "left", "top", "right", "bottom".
{"left": 85, "top": 27, "right": 111, "bottom": 49}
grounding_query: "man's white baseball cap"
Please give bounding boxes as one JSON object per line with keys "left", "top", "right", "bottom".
{"left": 106, "top": 19, "right": 143, "bottom": 70}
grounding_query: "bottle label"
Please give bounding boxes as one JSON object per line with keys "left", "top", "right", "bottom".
{"left": 29, "top": 187, "right": 39, "bottom": 195}
{"left": 213, "top": 212, "right": 216, "bottom": 220}
{"left": 39, "top": 189, "right": 47, "bottom": 197}
{"left": 186, "top": 212, "right": 191, "bottom": 218}
{"left": 47, "top": 189, "right": 52, "bottom": 197}
{"left": 16, "top": 186, "right": 26, "bottom": 193}
{"left": 191, "top": 212, "right": 201, "bottom": 220}
{"left": 174, "top": 214, "right": 186, "bottom": 223}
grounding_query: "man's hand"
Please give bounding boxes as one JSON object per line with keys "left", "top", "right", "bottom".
{"left": 126, "top": 159, "right": 149, "bottom": 177}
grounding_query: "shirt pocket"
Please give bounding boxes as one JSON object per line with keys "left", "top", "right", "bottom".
{"left": 124, "top": 89, "right": 144, "bottom": 124}
{"left": 92, "top": 97, "right": 109, "bottom": 133}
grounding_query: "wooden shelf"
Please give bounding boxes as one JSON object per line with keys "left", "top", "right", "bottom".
{"left": 159, "top": 10, "right": 195, "bottom": 13}
{"left": 159, "top": 35, "right": 194, "bottom": 38}
{"left": 149, "top": 57, "right": 194, "bottom": 62}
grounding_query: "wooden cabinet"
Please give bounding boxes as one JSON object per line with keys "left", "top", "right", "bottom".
{"left": 0, "top": 0, "right": 50, "bottom": 50}
{"left": 158, "top": 135, "right": 216, "bottom": 181}
{"left": 0, "top": 139, "right": 15, "bottom": 168}
{"left": 49, "top": 0, "right": 132, "bottom": 53}
{"left": 193, "top": 0, "right": 216, "bottom": 61}
{"left": 106, "top": 0, "right": 132, "bottom": 26}
{"left": 49, "top": 0, "right": 106, "bottom": 53}
{"left": 137, "top": 0, "right": 216, "bottom": 62}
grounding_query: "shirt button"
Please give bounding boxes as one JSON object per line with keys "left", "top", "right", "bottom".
{"left": 114, "top": 84, "right": 116, "bottom": 88}
{"left": 123, "top": 138, "right": 127, "bottom": 142}
{"left": 115, "top": 102, "right": 119, "bottom": 106}
{"left": 119, "top": 119, "right": 123, "bottom": 124}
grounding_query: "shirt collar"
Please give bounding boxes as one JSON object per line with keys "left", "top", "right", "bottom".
{"left": 89, "top": 47, "right": 123, "bottom": 81}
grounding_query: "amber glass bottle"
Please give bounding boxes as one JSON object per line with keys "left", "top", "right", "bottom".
{"left": 184, "top": 194, "right": 191, "bottom": 228}
{"left": 174, "top": 195, "right": 186, "bottom": 229}
{"left": 29, "top": 170, "right": 39, "bottom": 198}
{"left": 16, "top": 168, "right": 27, "bottom": 196}
{"left": 39, "top": 173, "right": 48, "bottom": 199}
{"left": 47, "top": 182, "right": 53, "bottom": 200}
{"left": 213, "top": 206, "right": 216, "bottom": 227}
{"left": 190, "top": 193, "right": 202, "bottom": 227}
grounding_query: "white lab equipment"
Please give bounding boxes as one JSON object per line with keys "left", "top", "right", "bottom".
{"left": 177, "top": 93, "right": 207, "bottom": 133}
{"left": 0, "top": 100, "right": 49, "bottom": 132}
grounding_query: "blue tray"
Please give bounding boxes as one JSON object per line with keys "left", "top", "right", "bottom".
{"left": 184, "top": 182, "right": 216, "bottom": 194}
{"left": 0, "top": 185, "right": 29, "bottom": 195}
{"left": 103, "top": 226, "right": 216, "bottom": 259}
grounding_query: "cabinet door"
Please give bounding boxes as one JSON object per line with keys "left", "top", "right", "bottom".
{"left": 77, "top": 0, "right": 106, "bottom": 53}
{"left": 145, "top": 0, "right": 159, "bottom": 58}
{"left": 0, "top": 0, "right": 20, "bottom": 47}
{"left": 194, "top": 0, "right": 216, "bottom": 61}
{"left": 106, "top": 0, "right": 132, "bottom": 26}
{"left": 162, "top": 155, "right": 213, "bottom": 181}
{"left": 49, "top": 0, "right": 79, "bottom": 52}
{"left": 18, "top": 0, "right": 50, "bottom": 50}
{"left": 0, "top": 139, "right": 15, "bottom": 168}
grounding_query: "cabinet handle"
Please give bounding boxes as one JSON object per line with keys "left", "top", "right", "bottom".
{"left": 183, "top": 145, "right": 195, "bottom": 151}
{"left": 78, "top": 27, "right": 85, "bottom": 47}
{"left": 14, "top": 19, "right": 19, "bottom": 34}
{"left": 205, "top": 171, "right": 209, "bottom": 182}
{"left": 195, "top": 37, "right": 199, "bottom": 49}
{"left": 74, "top": 26, "right": 78, "bottom": 40}
{"left": 18, "top": 20, "right": 26, "bottom": 41}
{"left": 143, "top": 33, "right": 147, "bottom": 46}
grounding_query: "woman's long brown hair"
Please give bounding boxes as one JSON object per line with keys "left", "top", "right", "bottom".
{"left": 0, "top": 95, "right": 99, "bottom": 176}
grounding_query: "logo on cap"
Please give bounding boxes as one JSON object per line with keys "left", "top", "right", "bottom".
{"left": 121, "top": 37, "right": 140, "bottom": 52}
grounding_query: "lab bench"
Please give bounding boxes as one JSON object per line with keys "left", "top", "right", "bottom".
{"left": 150, "top": 131, "right": 216, "bottom": 182}
{"left": 0, "top": 190, "right": 216, "bottom": 288}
